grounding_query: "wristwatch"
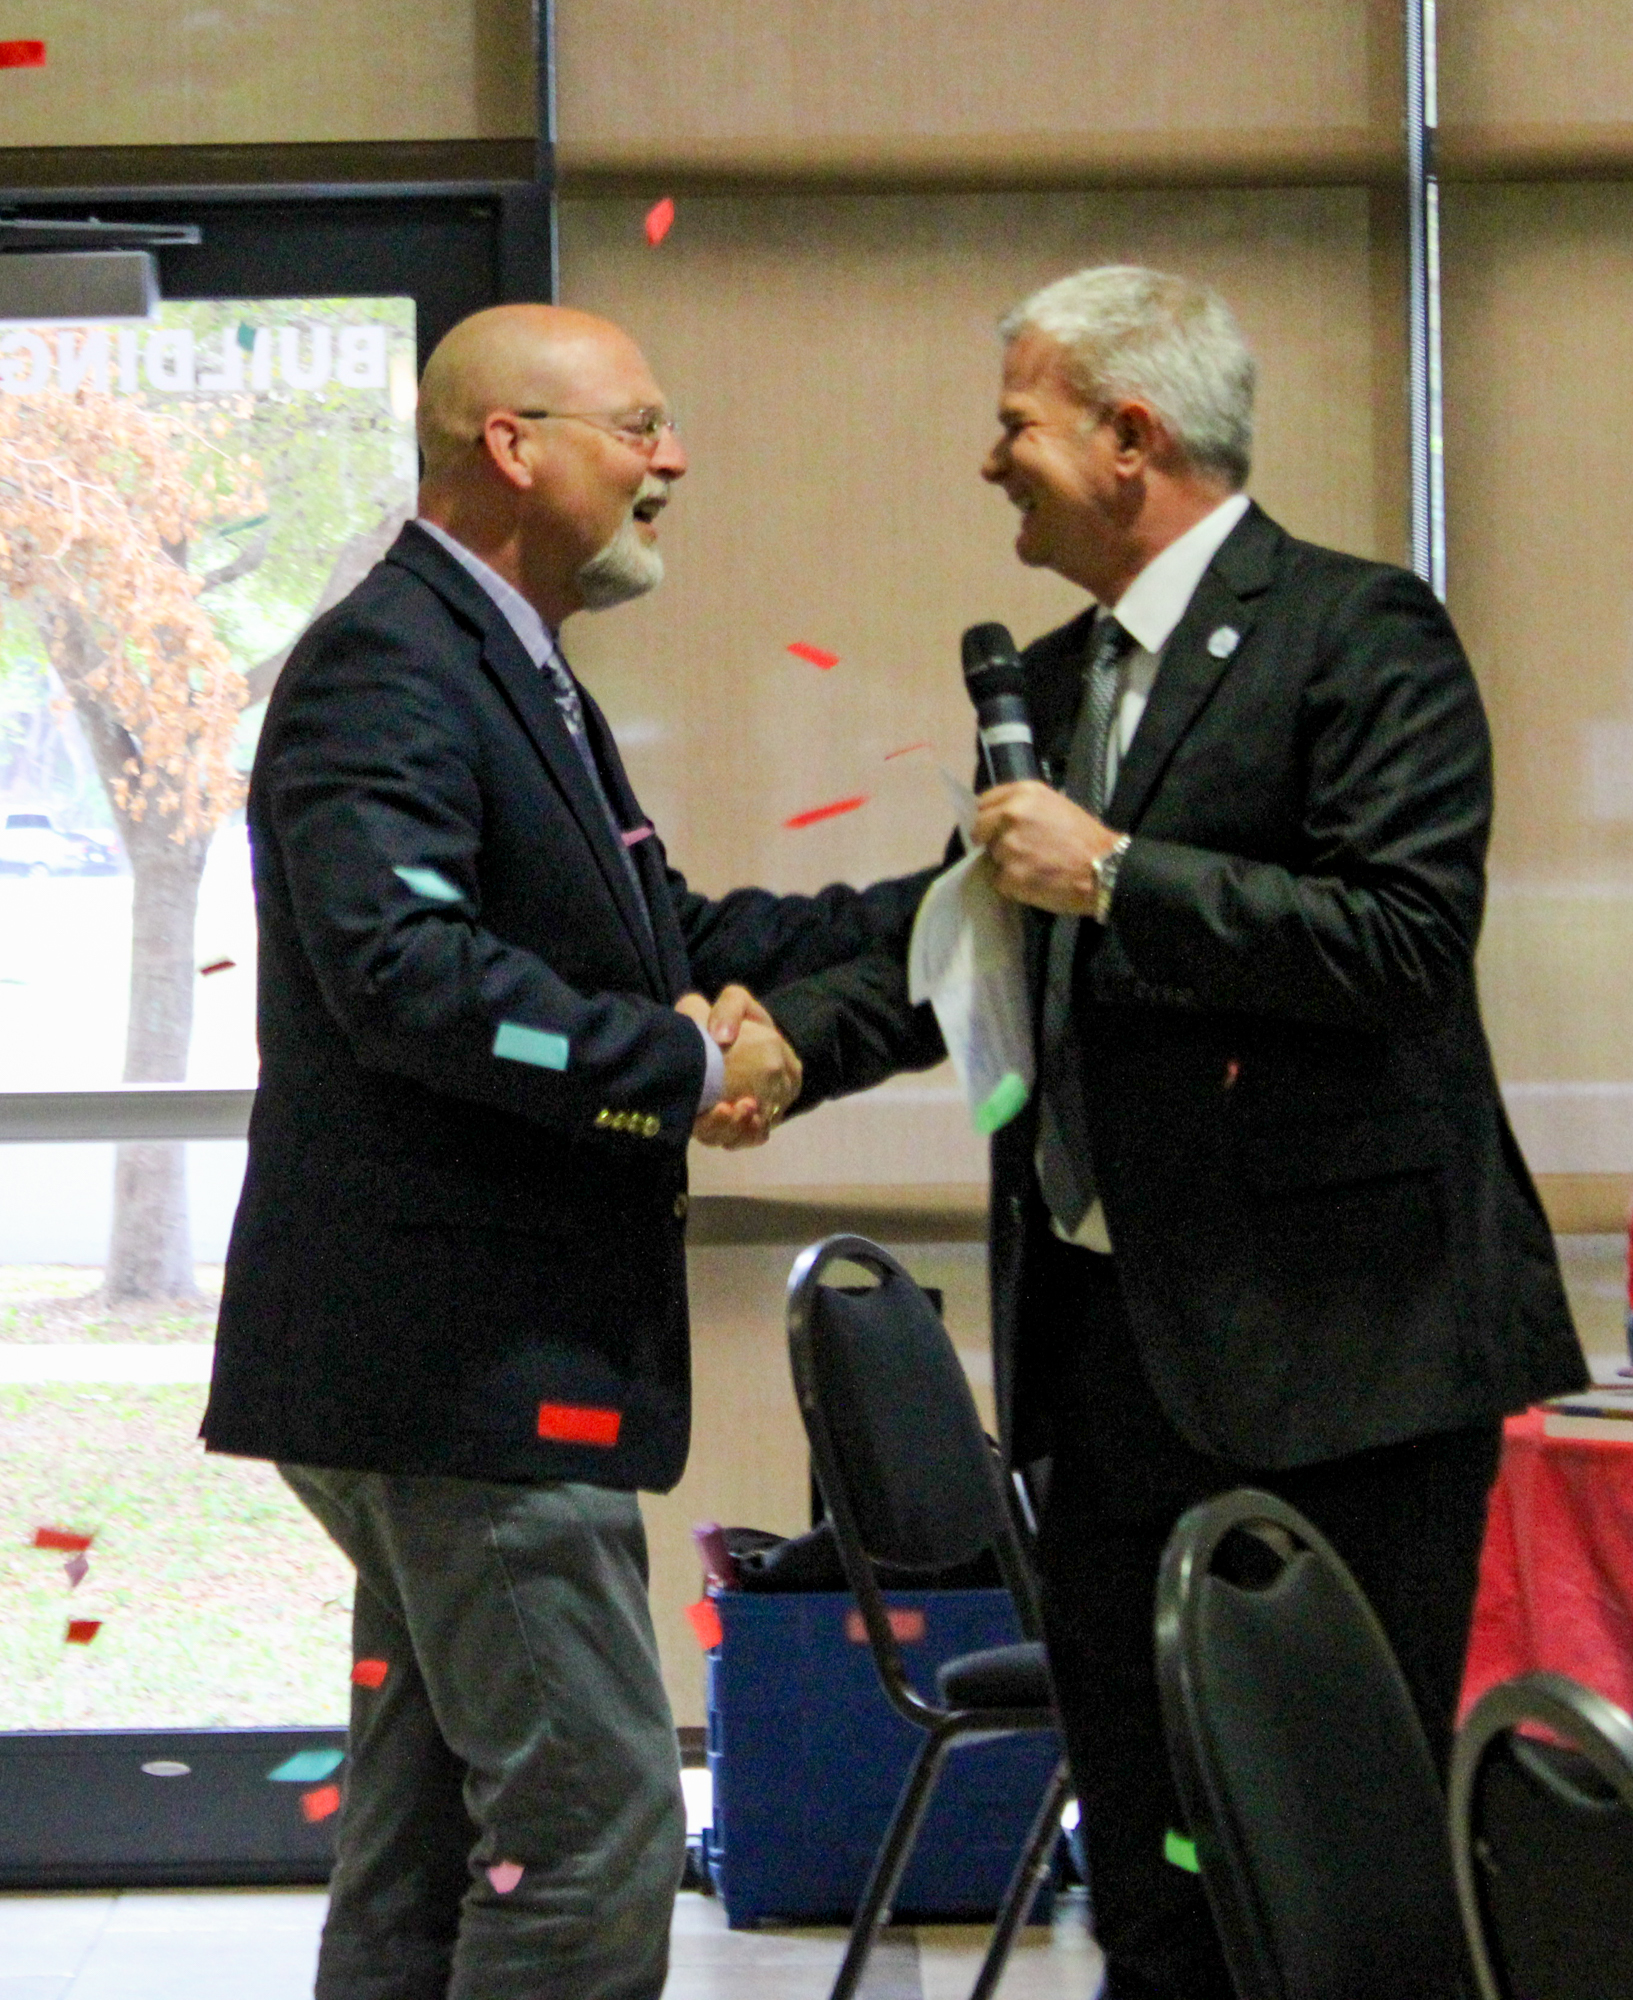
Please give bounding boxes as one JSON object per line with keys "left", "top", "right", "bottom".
{"left": 1090, "top": 834, "right": 1133, "bottom": 925}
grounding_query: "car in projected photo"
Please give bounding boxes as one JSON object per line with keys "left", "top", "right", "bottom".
{"left": 0, "top": 811, "right": 122, "bottom": 877}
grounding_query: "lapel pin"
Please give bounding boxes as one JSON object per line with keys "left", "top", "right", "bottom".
{"left": 1207, "top": 626, "right": 1241, "bottom": 659}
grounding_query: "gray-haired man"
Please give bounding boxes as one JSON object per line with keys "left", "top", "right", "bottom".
{"left": 765, "top": 266, "right": 1582, "bottom": 1998}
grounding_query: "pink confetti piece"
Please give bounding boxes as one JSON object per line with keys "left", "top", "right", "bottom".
{"left": 199, "top": 958, "right": 236, "bottom": 976}
{"left": 487, "top": 1860, "right": 525, "bottom": 1894}
{"left": 784, "top": 794, "right": 869, "bottom": 830}
{"left": 33, "top": 1525, "right": 93, "bottom": 1552}
{"left": 644, "top": 197, "right": 675, "bottom": 246}
{"left": 64, "top": 1553, "right": 88, "bottom": 1590}
{"left": 884, "top": 741, "right": 933, "bottom": 761}
{"left": 620, "top": 823, "right": 654, "bottom": 848}
{"left": 351, "top": 1658, "right": 389, "bottom": 1688}
{"left": 65, "top": 1619, "right": 101, "bottom": 1645}
{"left": 685, "top": 1597, "right": 724, "bottom": 1650}
{"left": 300, "top": 1783, "right": 342, "bottom": 1823}
{"left": 786, "top": 641, "right": 840, "bottom": 670}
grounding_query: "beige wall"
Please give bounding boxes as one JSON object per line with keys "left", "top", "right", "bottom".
{"left": 0, "top": 0, "right": 533, "bottom": 147}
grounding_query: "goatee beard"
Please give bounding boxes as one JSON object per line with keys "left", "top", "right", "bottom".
{"left": 575, "top": 513, "right": 664, "bottom": 610}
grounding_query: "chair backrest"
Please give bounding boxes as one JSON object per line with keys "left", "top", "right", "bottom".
{"left": 1450, "top": 1672, "right": 1633, "bottom": 2000}
{"left": 786, "top": 1235, "right": 1042, "bottom": 1713}
{"left": 1155, "top": 1487, "right": 1468, "bottom": 2000}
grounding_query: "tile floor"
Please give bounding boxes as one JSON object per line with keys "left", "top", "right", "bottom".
{"left": 0, "top": 1883, "right": 1104, "bottom": 1999}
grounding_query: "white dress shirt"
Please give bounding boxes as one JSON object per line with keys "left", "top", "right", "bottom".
{"left": 413, "top": 519, "right": 724, "bottom": 1112}
{"left": 1054, "top": 490, "right": 1251, "bottom": 1254}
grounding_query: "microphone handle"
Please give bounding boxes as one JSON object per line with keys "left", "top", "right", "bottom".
{"left": 977, "top": 692, "right": 1041, "bottom": 787}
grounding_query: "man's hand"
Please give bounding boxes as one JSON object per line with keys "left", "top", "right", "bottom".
{"left": 674, "top": 989, "right": 803, "bottom": 1148}
{"left": 973, "top": 779, "right": 1121, "bottom": 914}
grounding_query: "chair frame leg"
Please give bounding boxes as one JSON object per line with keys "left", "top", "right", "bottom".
{"left": 827, "top": 1728, "right": 953, "bottom": 2000}
{"left": 967, "top": 1758, "right": 1072, "bottom": 2000}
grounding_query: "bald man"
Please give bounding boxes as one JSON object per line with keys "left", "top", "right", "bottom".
{"left": 202, "top": 305, "right": 933, "bottom": 2000}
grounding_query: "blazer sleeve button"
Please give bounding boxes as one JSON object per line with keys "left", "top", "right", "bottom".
{"left": 673, "top": 1192, "right": 689, "bottom": 1220}
{"left": 642, "top": 1114, "right": 661, "bottom": 1138}
{"left": 594, "top": 1108, "right": 612, "bottom": 1128}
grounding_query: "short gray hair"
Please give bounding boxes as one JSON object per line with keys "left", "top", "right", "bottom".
{"left": 999, "top": 265, "right": 1255, "bottom": 487}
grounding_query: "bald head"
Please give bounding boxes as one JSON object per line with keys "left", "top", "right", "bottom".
{"left": 414, "top": 302, "right": 686, "bottom": 629}
{"left": 416, "top": 304, "right": 649, "bottom": 480}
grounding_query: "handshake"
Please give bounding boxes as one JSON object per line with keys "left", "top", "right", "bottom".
{"left": 674, "top": 985, "right": 803, "bottom": 1151}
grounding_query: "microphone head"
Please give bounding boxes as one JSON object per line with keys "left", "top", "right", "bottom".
{"left": 960, "top": 622, "right": 1024, "bottom": 705}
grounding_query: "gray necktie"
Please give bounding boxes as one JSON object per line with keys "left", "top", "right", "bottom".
{"left": 1034, "top": 615, "right": 1136, "bottom": 1236}
{"left": 543, "top": 638, "right": 653, "bottom": 940}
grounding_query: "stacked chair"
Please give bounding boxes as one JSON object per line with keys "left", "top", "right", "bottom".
{"left": 1154, "top": 1487, "right": 1471, "bottom": 2000}
{"left": 785, "top": 1233, "right": 1069, "bottom": 2000}
{"left": 1451, "top": 1670, "right": 1633, "bottom": 2000}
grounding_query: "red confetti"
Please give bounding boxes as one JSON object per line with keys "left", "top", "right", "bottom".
{"left": 65, "top": 1619, "right": 101, "bottom": 1645}
{"left": 538, "top": 1402, "right": 622, "bottom": 1447}
{"left": 644, "top": 197, "right": 675, "bottom": 246}
{"left": 884, "top": 741, "right": 933, "bottom": 761}
{"left": 786, "top": 642, "right": 840, "bottom": 670}
{"left": 783, "top": 794, "right": 869, "bottom": 830}
{"left": 64, "top": 1553, "right": 88, "bottom": 1590}
{"left": 33, "top": 1526, "right": 93, "bottom": 1552}
{"left": 351, "top": 1658, "right": 389, "bottom": 1689}
{"left": 300, "top": 1783, "right": 342, "bottom": 1823}
{"left": 488, "top": 1860, "right": 525, "bottom": 1894}
{"left": 845, "top": 1606, "right": 925, "bottom": 1645}
{"left": 199, "top": 958, "right": 236, "bottom": 976}
{"left": 0, "top": 41, "right": 45, "bottom": 67}
{"left": 686, "top": 1598, "right": 724, "bottom": 1651}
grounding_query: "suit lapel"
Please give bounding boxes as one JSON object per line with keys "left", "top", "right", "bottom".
{"left": 577, "top": 684, "right": 692, "bottom": 997}
{"left": 386, "top": 526, "right": 668, "bottom": 992}
{"left": 1107, "top": 503, "right": 1283, "bottom": 831}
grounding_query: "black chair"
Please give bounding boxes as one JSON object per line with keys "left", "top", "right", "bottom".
{"left": 1155, "top": 1487, "right": 1470, "bottom": 2000}
{"left": 786, "top": 1233, "right": 1070, "bottom": 2000}
{"left": 1450, "top": 1671, "right": 1633, "bottom": 2000}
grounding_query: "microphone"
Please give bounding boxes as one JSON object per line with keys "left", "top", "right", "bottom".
{"left": 961, "top": 623, "right": 1040, "bottom": 787}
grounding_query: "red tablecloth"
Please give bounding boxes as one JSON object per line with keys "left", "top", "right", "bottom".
{"left": 1460, "top": 1407, "right": 1633, "bottom": 1720}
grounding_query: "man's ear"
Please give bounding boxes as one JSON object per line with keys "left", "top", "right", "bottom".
{"left": 1109, "top": 399, "right": 1163, "bottom": 464}
{"left": 480, "top": 413, "right": 535, "bottom": 493}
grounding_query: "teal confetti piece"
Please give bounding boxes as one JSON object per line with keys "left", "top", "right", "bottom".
{"left": 1164, "top": 1829, "right": 1200, "bottom": 1874}
{"left": 973, "top": 1071, "right": 1028, "bottom": 1135}
{"left": 394, "top": 865, "right": 463, "bottom": 904}
{"left": 237, "top": 323, "right": 256, "bottom": 352}
{"left": 493, "top": 1021, "right": 569, "bottom": 1071}
{"left": 268, "top": 1748, "right": 345, "bottom": 1784}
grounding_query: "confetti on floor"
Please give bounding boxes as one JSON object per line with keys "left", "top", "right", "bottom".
{"left": 65, "top": 1619, "right": 101, "bottom": 1645}
{"left": 786, "top": 642, "right": 840, "bottom": 670}
{"left": 63, "top": 1553, "right": 88, "bottom": 1590}
{"left": 300, "top": 1784, "right": 342, "bottom": 1824}
{"left": 0, "top": 40, "right": 45, "bottom": 66}
{"left": 351, "top": 1658, "right": 389, "bottom": 1689}
{"left": 784, "top": 794, "right": 869, "bottom": 830}
{"left": 884, "top": 741, "right": 933, "bottom": 760}
{"left": 487, "top": 1861, "right": 525, "bottom": 1895}
{"left": 268, "top": 1749, "right": 346, "bottom": 1784}
{"left": 33, "top": 1526, "right": 93, "bottom": 1552}
{"left": 685, "top": 1598, "right": 724, "bottom": 1651}
{"left": 644, "top": 197, "right": 675, "bottom": 246}
{"left": 198, "top": 958, "right": 236, "bottom": 976}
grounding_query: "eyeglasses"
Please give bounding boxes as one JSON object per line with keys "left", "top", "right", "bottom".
{"left": 508, "top": 406, "right": 680, "bottom": 455}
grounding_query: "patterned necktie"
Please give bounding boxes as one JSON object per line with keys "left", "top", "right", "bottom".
{"left": 544, "top": 638, "right": 654, "bottom": 942}
{"left": 1034, "top": 615, "right": 1137, "bottom": 1236}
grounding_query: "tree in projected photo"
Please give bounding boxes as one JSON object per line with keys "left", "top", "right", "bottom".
{"left": 0, "top": 301, "right": 417, "bottom": 1299}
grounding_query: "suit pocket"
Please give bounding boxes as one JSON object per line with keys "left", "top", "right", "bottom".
{"left": 1233, "top": 1108, "right": 1448, "bottom": 1195}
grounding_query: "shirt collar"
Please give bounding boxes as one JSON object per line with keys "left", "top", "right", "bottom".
{"left": 415, "top": 517, "right": 561, "bottom": 673}
{"left": 1108, "top": 491, "right": 1251, "bottom": 657}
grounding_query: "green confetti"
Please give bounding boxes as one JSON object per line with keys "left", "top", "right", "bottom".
{"left": 1164, "top": 1829, "right": 1200, "bottom": 1874}
{"left": 973, "top": 1070, "right": 1028, "bottom": 1135}
{"left": 393, "top": 865, "right": 463, "bottom": 904}
{"left": 268, "top": 1748, "right": 345, "bottom": 1783}
{"left": 493, "top": 1022, "right": 569, "bottom": 1072}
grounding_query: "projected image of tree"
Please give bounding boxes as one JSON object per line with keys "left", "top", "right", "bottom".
{"left": 0, "top": 300, "right": 417, "bottom": 1302}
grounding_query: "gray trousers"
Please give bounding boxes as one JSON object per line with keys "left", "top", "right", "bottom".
{"left": 280, "top": 1465, "right": 686, "bottom": 2000}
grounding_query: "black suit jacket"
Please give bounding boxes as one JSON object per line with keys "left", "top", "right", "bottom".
{"left": 202, "top": 523, "right": 932, "bottom": 1490}
{"left": 771, "top": 503, "right": 1583, "bottom": 1470}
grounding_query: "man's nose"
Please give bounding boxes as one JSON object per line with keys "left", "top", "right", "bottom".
{"left": 650, "top": 427, "right": 687, "bottom": 480}
{"left": 980, "top": 438, "right": 1007, "bottom": 483}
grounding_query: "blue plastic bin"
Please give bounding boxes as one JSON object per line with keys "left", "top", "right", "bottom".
{"left": 703, "top": 1587, "right": 1061, "bottom": 1927}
